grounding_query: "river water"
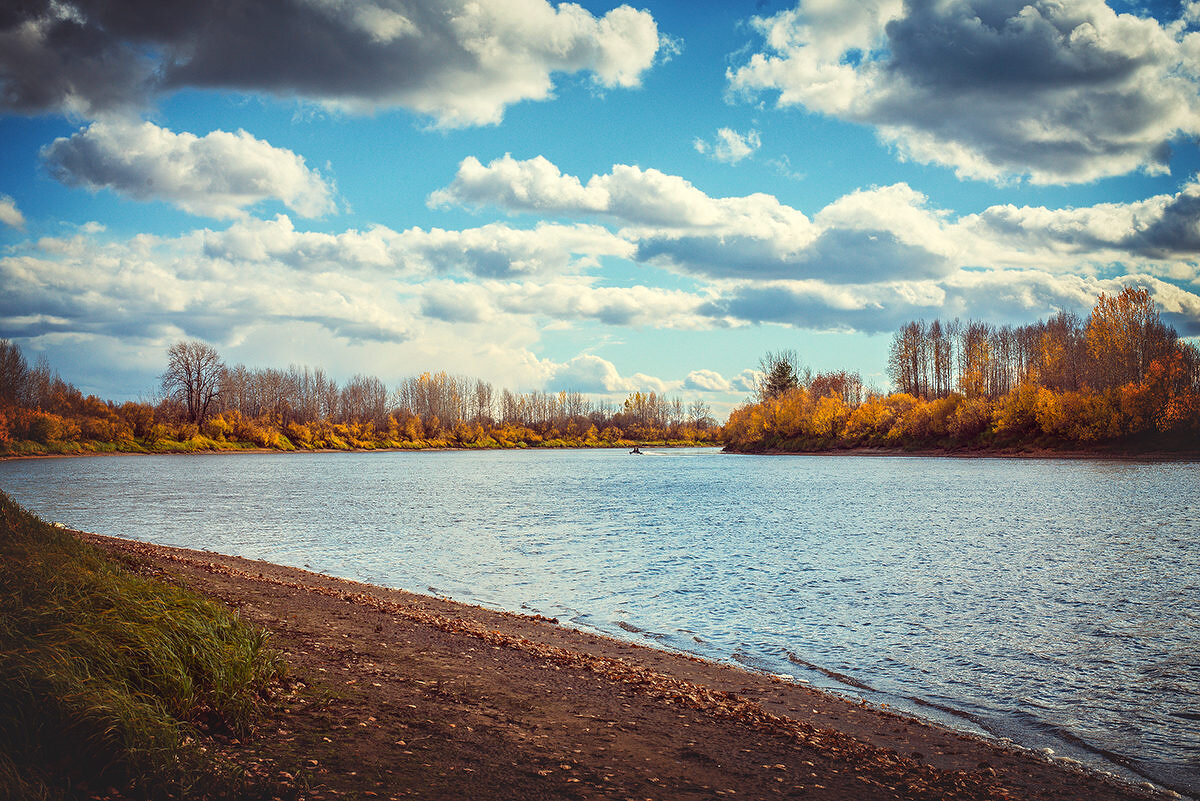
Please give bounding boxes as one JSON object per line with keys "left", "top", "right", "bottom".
{"left": 1, "top": 449, "right": 1196, "bottom": 795}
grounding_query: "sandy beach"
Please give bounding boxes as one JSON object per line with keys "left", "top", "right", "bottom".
{"left": 81, "top": 531, "right": 1172, "bottom": 801}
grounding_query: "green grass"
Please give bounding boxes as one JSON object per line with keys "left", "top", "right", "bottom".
{"left": 0, "top": 491, "right": 287, "bottom": 800}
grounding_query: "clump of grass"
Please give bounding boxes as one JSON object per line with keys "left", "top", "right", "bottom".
{"left": 0, "top": 491, "right": 286, "bottom": 799}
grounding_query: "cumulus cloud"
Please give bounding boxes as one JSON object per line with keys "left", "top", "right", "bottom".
{"left": 957, "top": 177, "right": 1200, "bottom": 275}
{"left": 0, "top": 228, "right": 414, "bottom": 345}
{"left": 546, "top": 354, "right": 671, "bottom": 394}
{"left": 684, "top": 368, "right": 733, "bottom": 392}
{"left": 434, "top": 154, "right": 1200, "bottom": 285}
{"left": 419, "top": 281, "right": 496, "bottom": 323}
{"left": 429, "top": 157, "right": 1200, "bottom": 332}
{"left": 707, "top": 271, "right": 1200, "bottom": 336}
{"left": 431, "top": 154, "right": 734, "bottom": 227}
{"left": 0, "top": 0, "right": 664, "bottom": 126}
{"left": 0, "top": 195, "right": 25, "bottom": 229}
{"left": 733, "top": 369, "right": 762, "bottom": 393}
{"left": 729, "top": 0, "right": 1200, "bottom": 183}
{"left": 202, "top": 215, "right": 632, "bottom": 278}
{"left": 693, "top": 128, "right": 761, "bottom": 164}
{"left": 41, "top": 120, "right": 337, "bottom": 219}
{"left": 413, "top": 278, "right": 711, "bottom": 329}
{"left": 491, "top": 280, "right": 712, "bottom": 328}
{"left": 434, "top": 154, "right": 819, "bottom": 248}
{"left": 433, "top": 155, "right": 959, "bottom": 282}
{"left": 0, "top": 213, "right": 699, "bottom": 355}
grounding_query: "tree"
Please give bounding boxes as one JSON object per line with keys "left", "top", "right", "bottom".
{"left": 958, "top": 321, "right": 993, "bottom": 398}
{"left": 0, "top": 339, "right": 28, "bottom": 406}
{"left": 1085, "top": 286, "right": 1176, "bottom": 389}
{"left": 161, "top": 341, "right": 224, "bottom": 424}
{"left": 888, "top": 321, "right": 929, "bottom": 398}
{"left": 687, "top": 399, "right": 714, "bottom": 429}
{"left": 758, "top": 349, "right": 804, "bottom": 401}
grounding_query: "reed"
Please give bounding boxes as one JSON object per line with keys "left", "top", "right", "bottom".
{"left": 0, "top": 491, "right": 286, "bottom": 799}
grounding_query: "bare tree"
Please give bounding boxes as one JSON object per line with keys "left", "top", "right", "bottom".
{"left": 161, "top": 341, "right": 224, "bottom": 424}
{"left": 687, "top": 399, "right": 714, "bottom": 428}
{"left": 0, "top": 339, "right": 28, "bottom": 406}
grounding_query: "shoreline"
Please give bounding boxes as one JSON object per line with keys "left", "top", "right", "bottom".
{"left": 721, "top": 445, "right": 1200, "bottom": 462}
{"left": 80, "top": 530, "right": 1177, "bottom": 801}
{"left": 5, "top": 443, "right": 1198, "bottom": 463}
{"left": 0, "top": 442, "right": 720, "bottom": 462}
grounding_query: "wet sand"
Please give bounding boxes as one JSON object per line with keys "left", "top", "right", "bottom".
{"left": 83, "top": 531, "right": 1173, "bottom": 801}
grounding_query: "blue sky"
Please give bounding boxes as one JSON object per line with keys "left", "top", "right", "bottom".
{"left": 3, "top": 0, "right": 1200, "bottom": 416}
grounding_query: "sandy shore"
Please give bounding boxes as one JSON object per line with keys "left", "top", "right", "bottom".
{"left": 82, "top": 532, "right": 1173, "bottom": 801}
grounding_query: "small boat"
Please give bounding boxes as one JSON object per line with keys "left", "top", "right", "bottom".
{"left": 629, "top": 446, "right": 643, "bottom": 454}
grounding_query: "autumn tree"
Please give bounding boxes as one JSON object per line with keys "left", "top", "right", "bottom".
{"left": 1085, "top": 286, "right": 1176, "bottom": 389}
{"left": 809, "top": 369, "right": 864, "bottom": 407}
{"left": 957, "top": 321, "right": 993, "bottom": 398}
{"left": 161, "top": 341, "right": 224, "bottom": 424}
{"left": 1032, "top": 311, "right": 1086, "bottom": 392}
{"left": 758, "top": 350, "right": 804, "bottom": 400}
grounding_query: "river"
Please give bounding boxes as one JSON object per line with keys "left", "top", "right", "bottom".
{"left": 1, "top": 449, "right": 1196, "bottom": 796}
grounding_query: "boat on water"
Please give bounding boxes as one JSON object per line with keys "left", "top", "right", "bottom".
{"left": 629, "top": 446, "right": 643, "bottom": 454}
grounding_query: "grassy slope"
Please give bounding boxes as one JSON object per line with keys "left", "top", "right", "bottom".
{"left": 0, "top": 492, "right": 286, "bottom": 800}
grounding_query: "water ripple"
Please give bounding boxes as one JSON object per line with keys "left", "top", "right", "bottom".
{"left": 1, "top": 449, "right": 1197, "bottom": 796}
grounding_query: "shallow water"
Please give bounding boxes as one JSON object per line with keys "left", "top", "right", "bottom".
{"left": 2, "top": 449, "right": 1197, "bottom": 795}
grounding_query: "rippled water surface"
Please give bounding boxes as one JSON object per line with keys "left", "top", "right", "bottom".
{"left": 2, "top": 449, "right": 1197, "bottom": 795}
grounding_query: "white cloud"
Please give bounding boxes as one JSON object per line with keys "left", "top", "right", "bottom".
{"left": 730, "top": 0, "right": 1200, "bottom": 183}
{"left": 0, "top": 195, "right": 25, "bottom": 230}
{"left": 490, "top": 279, "right": 713, "bottom": 328}
{"left": 955, "top": 178, "right": 1200, "bottom": 277}
{"left": 428, "top": 155, "right": 607, "bottom": 215}
{"left": 733, "top": 369, "right": 762, "bottom": 393}
{"left": 432, "top": 154, "right": 731, "bottom": 227}
{"left": 547, "top": 354, "right": 671, "bottom": 394}
{"left": 433, "top": 154, "right": 820, "bottom": 251}
{"left": 418, "top": 281, "right": 497, "bottom": 324}
{"left": 684, "top": 368, "right": 733, "bottom": 391}
{"left": 40, "top": 120, "right": 336, "bottom": 219}
{"left": 201, "top": 215, "right": 632, "bottom": 278}
{"left": 1, "top": 0, "right": 664, "bottom": 126}
{"left": 693, "top": 128, "right": 761, "bottom": 164}
{"left": 713, "top": 271, "right": 1200, "bottom": 335}
{"left": 433, "top": 154, "right": 1200, "bottom": 286}
{"left": 433, "top": 155, "right": 959, "bottom": 282}
{"left": 0, "top": 214, "right": 702, "bottom": 357}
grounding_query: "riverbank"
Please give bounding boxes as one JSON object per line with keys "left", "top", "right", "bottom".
{"left": 722, "top": 444, "right": 1200, "bottom": 461}
{"left": 79, "top": 531, "right": 1174, "bottom": 801}
{"left": 0, "top": 439, "right": 718, "bottom": 460}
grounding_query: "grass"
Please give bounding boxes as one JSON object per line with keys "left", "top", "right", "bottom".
{"left": 0, "top": 491, "right": 287, "bottom": 800}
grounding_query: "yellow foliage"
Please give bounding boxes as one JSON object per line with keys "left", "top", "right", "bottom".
{"left": 993, "top": 382, "right": 1046, "bottom": 437}
{"left": 810, "top": 394, "right": 848, "bottom": 439}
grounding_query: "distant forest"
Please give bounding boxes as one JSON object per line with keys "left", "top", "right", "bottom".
{"left": 0, "top": 343, "right": 718, "bottom": 455}
{"left": 726, "top": 286, "right": 1200, "bottom": 454}
{"left": 3, "top": 285, "right": 1197, "bottom": 457}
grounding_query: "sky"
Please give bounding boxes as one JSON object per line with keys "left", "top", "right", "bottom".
{"left": 3, "top": 0, "right": 1200, "bottom": 417}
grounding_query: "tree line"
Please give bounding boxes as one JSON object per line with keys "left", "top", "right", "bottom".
{"left": 726, "top": 287, "right": 1200, "bottom": 453}
{"left": 885, "top": 287, "right": 1193, "bottom": 399}
{"left": 0, "top": 341, "right": 718, "bottom": 454}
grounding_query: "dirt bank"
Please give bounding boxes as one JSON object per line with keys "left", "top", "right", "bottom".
{"left": 83, "top": 532, "right": 1171, "bottom": 801}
